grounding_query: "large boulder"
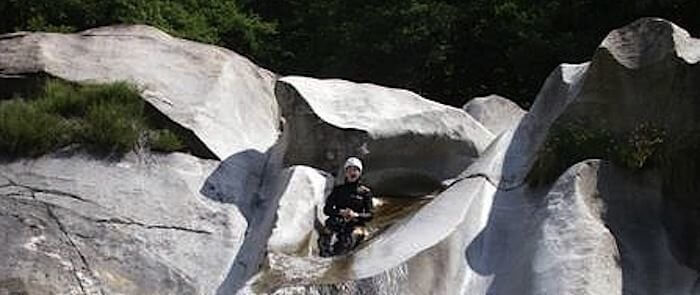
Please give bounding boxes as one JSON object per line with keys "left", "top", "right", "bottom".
{"left": 453, "top": 160, "right": 696, "bottom": 295}
{"left": 243, "top": 18, "right": 700, "bottom": 295}
{"left": 2, "top": 17, "right": 699, "bottom": 295}
{"left": 275, "top": 76, "right": 494, "bottom": 197}
{"left": 0, "top": 153, "right": 245, "bottom": 294}
{"left": 267, "top": 166, "right": 333, "bottom": 256}
{"left": 463, "top": 94, "right": 526, "bottom": 136}
{"left": 0, "top": 25, "right": 280, "bottom": 160}
{"left": 0, "top": 25, "right": 290, "bottom": 295}
{"left": 440, "top": 17, "right": 700, "bottom": 295}
{"left": 0, "top": 196, "right": 201, "bottom": 294}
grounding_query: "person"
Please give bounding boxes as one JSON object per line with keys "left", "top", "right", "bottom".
{"left": 318, "top": 157, "right": 374, "bottom": 257}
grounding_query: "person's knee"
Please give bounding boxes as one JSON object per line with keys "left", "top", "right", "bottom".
{"left": 352, "top": 227, "right": 367, "bottom": 240}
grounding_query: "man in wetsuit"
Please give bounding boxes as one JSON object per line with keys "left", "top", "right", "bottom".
{"left": 318, "top": 157, "right": 374, "bottom": 257}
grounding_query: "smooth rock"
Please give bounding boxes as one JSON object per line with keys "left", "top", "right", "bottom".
{"left": 276, "top": 76, "right": 495, "bottom": 196}
{"left": 0, "top": 25, "right": 280, "bottom": 160}
{"left": 463, "top": 94, "right": 526, "bottom": 136}
{"left": 268, "top": 166, "right": 333, "bottom": 256}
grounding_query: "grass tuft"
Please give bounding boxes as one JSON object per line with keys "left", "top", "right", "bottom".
{"left": 0, "top": 79, "right": 188, "bottom": 158}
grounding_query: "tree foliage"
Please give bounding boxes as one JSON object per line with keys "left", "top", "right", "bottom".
{"left": 0, "top": 0, "right": 698, "bottom": 107}
{"left": 0, "top": 0, "right": 275, "bottom": 56}
{"left": 249, "top": 0, "right": 699, "bottom": 107}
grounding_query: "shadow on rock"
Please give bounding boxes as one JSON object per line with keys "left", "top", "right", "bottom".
{"left": 200, "top": 146, "right": 292, "bottom": 295}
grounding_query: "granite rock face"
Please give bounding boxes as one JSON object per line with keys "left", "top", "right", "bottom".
{"left": 0, "top": 25, "right": 280, "bottom": 160}
{"left": 463, "top": 94, "right": 526, "bottom": 136}
{"left": 276, "top": 76, "right": 494, "bottom": 197}
{"left": 2, "top": 18, "right": 700, "bottom": 295}
{"left": 0, "top": 153, "right": 246, "bottom": 294}
{"left": 246, "top": 18, "right": 700, "bottom": 295}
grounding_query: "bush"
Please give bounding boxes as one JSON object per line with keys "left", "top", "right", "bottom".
{"left": 0, "top": 79, "right": 188, "bottom": 158}
{"left": 82, "top": 102, "right": 142, "bottom": 155}
{"left": 527, "top": 120, "right": 666, "bottom": 186}
{"left": 35, "top": 79, "right": 88, "bottom": 117}
{"left": 0, "top": 100, "right": 71, "bottom": 157}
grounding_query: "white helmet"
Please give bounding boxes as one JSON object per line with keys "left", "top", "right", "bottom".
{"left": 344, "top": 157, "right": 363, "bottom": 172}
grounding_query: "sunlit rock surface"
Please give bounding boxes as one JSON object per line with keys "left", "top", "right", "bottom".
{"left": 0, "top": 25, "right": 280, "bottom": 160}
{"left": 463, "top": 94, "right": 526, "bottom": 136}
{"left": 0, "top": 153, "right": 245, "bottom": 294}
{"left": 244, "top": 18, "right": 700, "bottom": 295}
{"left": 276, "top": 76, "right": 494, "bottom": 196}
{"left": 1, "top": 18, "right": 700, "bottom": 295}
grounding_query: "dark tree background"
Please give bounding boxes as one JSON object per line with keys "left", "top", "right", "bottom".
{"left": 1, "top": 0, "right": 698, "bottom": 107}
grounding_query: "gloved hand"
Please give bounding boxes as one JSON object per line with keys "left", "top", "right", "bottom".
{"left": 339, "top": 208, "right": 359, "bottom": 221}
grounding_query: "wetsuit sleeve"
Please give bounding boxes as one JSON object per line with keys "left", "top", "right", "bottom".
{"left": 323, "top": 187, "right": 340, "bottom": 217}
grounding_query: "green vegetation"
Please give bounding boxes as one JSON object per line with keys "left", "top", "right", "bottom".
{"left": 0, "top": 79, "right": 186, "bottom": 158}
{"left": 1, "top": 1, "right": 697, "bottom": 108}
{"left": 149, "top": 129, "right": 186, "bottom": 153}
{"left": 249, "top": 0, "right": 700, "bottom": 107}
{"left": 0, "top": 0, "right": 275, "bottom": 56}
{"left": 527, "top": 120, "right": 667, "bottom": 186}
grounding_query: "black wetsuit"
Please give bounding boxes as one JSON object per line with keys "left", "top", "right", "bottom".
{"left": 319, "top": 181, "right": 374, "bottom": 256}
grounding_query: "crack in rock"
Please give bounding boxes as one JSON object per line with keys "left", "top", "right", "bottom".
{"left": 0, "top": 32, "right": 29, "bottom": 41}
{"left": 1, "top": 192, "right": 31, "bottom": 199}
{"left": 80, "top": 33, "right": 160, "bottom": 39}
{"left": 20, "top": 184, "right": 95, "bottom": 204}
{"left": 1, "top": 177, "right": 211, "bottom": 234}
{"left": 0, "top": 176, "right": 97, "bottom": 205}
{"left": 453, "top": 173, "right": 526, "bottom": 192}
{"left": 93, "top": 217, "right": 212, "bottom": 235}
{"left": 32, "top": 191, "right": 102, "bottom": 295}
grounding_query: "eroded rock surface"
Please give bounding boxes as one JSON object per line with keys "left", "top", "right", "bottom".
{"left": 2, "top": 18, "right": 700, "bottom": 295}
{"left": 244, "top": 18, "right": 700, "bottom": 295}
{"left": 276, "top": 76, "right": 494, "bottom": 196}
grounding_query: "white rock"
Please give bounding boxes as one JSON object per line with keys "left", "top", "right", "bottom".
{"left": 276, "top": 76, "right": 495, "bottom": 196}
{"left": 0, "top": 25, "right": 280, "bottom": 159}
{"left": 245, "top": 18, "right": 700, "bottom": 295}
{"left": 0, "top": 153, "right": 245, "bottom": 294}
{"left": 463, "top": 94, "right": 526, "bottom": 136}
{"left": 268, "top": 166, "right": 334, "bottom": 255}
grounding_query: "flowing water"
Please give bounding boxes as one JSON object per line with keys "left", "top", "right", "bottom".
{"left": 250, "top": 195, "right": 434, "bottom": 294}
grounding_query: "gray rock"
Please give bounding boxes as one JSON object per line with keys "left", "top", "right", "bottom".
{"left": 463, "top": 94, "right": 526, "bottom": 136}
{"left": 3, "top": 17, "right": 700, "bottom": 295}
{"left": 0, "top": 153, "right": 246, "bottom": 294}
{"left": 413, "top": 17, "right": 700, "bottom": 295}
{"left": 0, "top": 197, "right": 199, "bottom": 294}
{"left": 267, "top": 166, "right": 333, "bottom": 256}
{"left": 453, "top": 160, "right": 696, "bottom": 295}
{"left": 241, "top": 18, "right": 700, "bottom": 295}
{"left": 0, "top": 25, "right": 280, "bottom": 160}
{"left": 276, "top": 76, "right": 495, "bottom": 197}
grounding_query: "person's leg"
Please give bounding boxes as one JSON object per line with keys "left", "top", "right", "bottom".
{"left": 334, "top": 226, "right": 357, "bottom": 255}
{"left": 317, "top": 226, "right": 333, "bottom": 257}
{"left": 317, "top": 217, "right": 337, "bottom": 257}
{"left": 318, "top": 217, "right": 343, "bottom": 257}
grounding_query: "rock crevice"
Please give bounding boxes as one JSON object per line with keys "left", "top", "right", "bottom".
{"left": 41, "top": 194, "right": 101, "bottom": 295}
